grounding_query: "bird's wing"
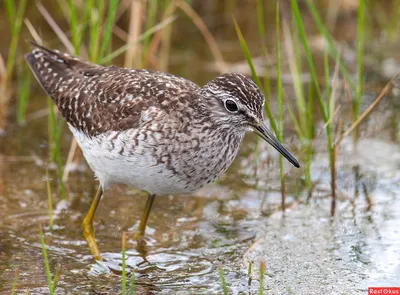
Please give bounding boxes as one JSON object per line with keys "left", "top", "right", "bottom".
{"left": 26, "top": 42, "right": 199, "bottom": 136}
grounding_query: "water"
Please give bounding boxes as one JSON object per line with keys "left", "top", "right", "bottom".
{"left": 1, "top": 1, "right": 400, "bottom": 294}
{"left": 2, "top": 126, "right": 400, "bottom": 293}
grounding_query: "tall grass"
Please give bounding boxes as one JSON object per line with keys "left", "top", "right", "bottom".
{"left": 235, "top": 4, "right": 290, "bottom": 209}
{"left": 4, "top": 0, "right": 27, "bottom": 82}
{"left": 282, "top": 14, "right": 314, "bottom": 197}
{"left": 233, "top": 19, "right": 278, "bottom": 135}
{"left": 290, "top": 0, "right": 338, "bottom": 209}
{"left": 303, "top": 0, "right": 353, "bottom": 89}
{"left": 1, "top": 0, "right": 27, "bottom": 129}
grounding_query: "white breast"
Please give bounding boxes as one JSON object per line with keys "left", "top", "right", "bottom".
{"left": 68, "top": 124, "right": 245, "bottom": 195}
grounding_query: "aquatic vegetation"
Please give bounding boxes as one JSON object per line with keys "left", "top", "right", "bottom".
{"left": 1, "top": 0, "right": 27, "bottom": 129}
{"left": 39, "top": 224, "right": 59, "bottom": 295}
{"left": 121, "top": 232, "right": 135, "bottom": 295}
{"left": 218, "top": 267, "right": 228, "bottom": 295}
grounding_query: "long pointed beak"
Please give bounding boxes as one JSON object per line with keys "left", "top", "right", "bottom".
{"left": 252, "top": 122, "right": 300, "bottom": 168}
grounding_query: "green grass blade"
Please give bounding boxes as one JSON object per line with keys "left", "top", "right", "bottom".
{"left": 305, "top": 83, "right": 314, "bottom": 193}
{"left": 233, "top": 18, "right": 262, "bottom": 88}
{"left": 307, "top": 83, "right": 313, "bottom": 140}
{"left": 290, "top": 0, "right": 326, "bottom": 122}
{"left": 51, "top": 265, "right": 60, "bottom": 294}
{"left": 256, "top": 0, "right": 271, "bottom": 100}
{"left": 303, "top": 0, "right": 353, "bottom": 90}
{"left": 276, "top": 1, "right": 286, "bottom": 210}
{"left": 47, "top": 100, "right": 56, "bottom": 162}
{"left": 285, "top": 19, "right": 307, "bottom": 134}
{"left": 143, "top": 0, "right": 159, "bottom": 53}
{"left": 16, "top": 67, "right": 31, "bottom": 125}
{"left": 39, "top": 224, "right": 54, "bottom": 294}
{"left": 233, "top": 17, "right": 278, "bottom": 135}
{"left": 68, "top": 0, "right": 80, "bottom": 54}
{"left": 276, "top": 3, "right": 283, "bottom": 142}
{"left": 247, "top": 262, "right": 252, "bottom": 286}
{"left": 218, "top": 267, "right": 228, "bottom": 295}
{"left": 46, "top": 168, "right": 53, "bottom": 230}
{"left": 324, "top": 42, "right": 331, "bottom": 117}
{"left": 122, "top": 232, "right": 127, "bottom": 295}
{"left": 11, "top": 269, "right": 19, "bottom": 295}
{"left": 54, "top": 132, "right": 66, "bottom": 200}
{"left": 259, "top": 261, "right": 265, "bottom": 295}
{"left": 4, "top": 0, "right": 15, "bottom": 28}
{"left": 129, "top": 272, "right": 135, "bottom": 295}
{"left": 47, "top": 100, "right": 66, "bottom": 199}
{"left": 256, "top": 0, "right": 265, "bottom": 49}
{"left": 6, "top": 0, "right": 27, "bottom": 80}
{"left": 284, "top": 95, "right": 303, "bottom": 140}
{"left": 89, "top": 0, "right": 105, "bottom": 62}
{"left": 97, "top": 0, "right": 118, "bottom": 63}
{"left": 354, "top": 0, "right": 365, "bottom": 127}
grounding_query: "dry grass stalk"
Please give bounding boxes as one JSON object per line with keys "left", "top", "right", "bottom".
{"left": 328, "top": 49, "right": 341, "bottom": 216}
{"left": 36, "top": 2, "right": 75, "bottom": 54}
{"left": 124, "top": 0, "right": 144, "bottom": 68}
{"left": 159, "top": 1, "right": 176, "bottom": 72}
{"left": 145, "top": 2, "right": 177, "bottom": 69}
{"left": 177, "top": 1, "right": 228, "bottom": 73}
{"left": 336, "top": 72, "right": 400, "bottom": 144}
{"left": 62, "top": 138, "right": 78, "bottom": 182}
{"left": 24, "top": 19, "right": 43, "bottom": 45}
{"left": 0, "top": 81, "right": 12, "bottom": 132}
{"left": 0, "top": 54, "right": 6, "bottom": 78}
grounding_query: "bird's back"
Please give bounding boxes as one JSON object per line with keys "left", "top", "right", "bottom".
{"left": 26, "top": 42, "right": 199, "bottom": 137}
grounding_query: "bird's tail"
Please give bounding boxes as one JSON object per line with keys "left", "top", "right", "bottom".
{"left": 25, "top": 41, "right": 99, "bottom": 98}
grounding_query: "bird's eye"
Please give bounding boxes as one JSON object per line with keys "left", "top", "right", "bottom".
{"left": 224, "top": 99, "right": 239, "bottom": 113}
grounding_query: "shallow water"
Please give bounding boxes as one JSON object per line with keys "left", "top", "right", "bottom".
{"left": 245, "top": 139, "right": 400, "bottom": 294}
{"left": 1, "top": 1, "right": 400, "bottom": 294}
{"left": 0, "top": 120, "right": 287, "bottom": 294}
{"left": 1, "top": 110, "right": 400, "bottom": 294}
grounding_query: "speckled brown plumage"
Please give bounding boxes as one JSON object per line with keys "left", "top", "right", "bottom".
{"left": 26, "top": 43, "right": 200, "bottom": 137}
{"left": 26, "top": 42, "right": 299, "bottom": 195}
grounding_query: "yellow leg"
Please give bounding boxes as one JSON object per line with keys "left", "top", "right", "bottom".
{"left": 134, "top": 194, "right": 156, "bottom": 239}
{"left": 82, "top": 186, "right": 103, "bottom": 261}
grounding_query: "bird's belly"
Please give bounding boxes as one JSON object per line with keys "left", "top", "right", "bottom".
{"left": 69, "top": 126, "right": 211, "bottom": 195}
{"left": 89, "top": 152, "right": 190, "bottom": 195}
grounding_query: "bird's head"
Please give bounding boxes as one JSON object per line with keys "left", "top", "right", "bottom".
{"left": 199, "top": 73, "right": 300, "bottom": 168}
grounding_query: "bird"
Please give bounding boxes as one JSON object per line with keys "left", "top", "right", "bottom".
{"left": 25, "top": 42, "right": 300, "bottom": 261}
